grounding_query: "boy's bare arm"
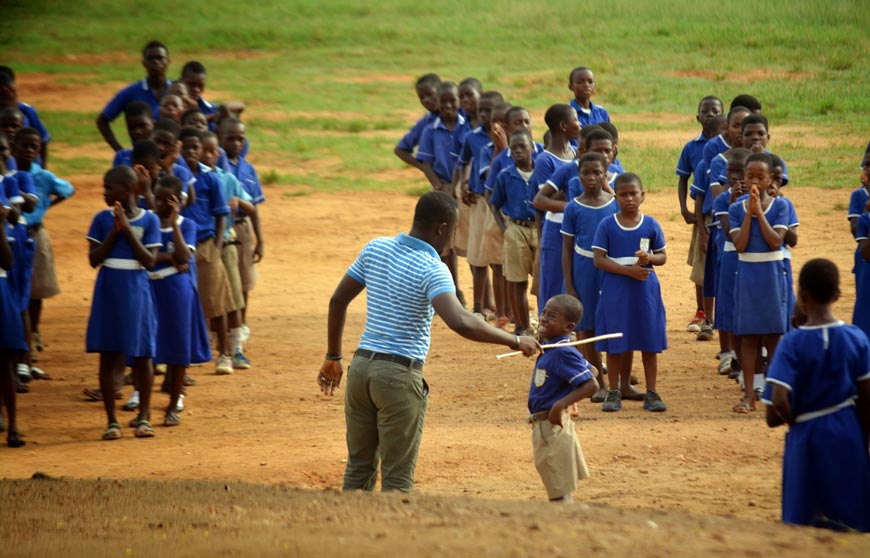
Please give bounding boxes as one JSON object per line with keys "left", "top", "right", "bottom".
{"left": 418, "top": 161, "right": 447, "bottom": 191}
{"left": 96, "top": 114, "right": 124, "bottom": 152}
{"left": 677, "top": 175, "right": 695, "bottom": 224}
{"left": 250, "top": 207, "right": 264, "bottom": 262}
{"left": 394, "top": 146, "right": 425, "bottom": 172}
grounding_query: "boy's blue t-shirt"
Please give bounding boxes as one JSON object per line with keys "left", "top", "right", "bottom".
{"left": 456, "top": 126, "right": 491, "bottom": 196}
{"left": 676, "top": 133, "right": 709, "bottom": 178}
{"left": 701, "top": 134, "right": 730, "bottom": 169}
{"left": 227, "top": 157, "right": 265, "bottom": 205}
{"left": 180, "top": 162, "right": 230, "bottom": 243}
{"left": 214, "top": 166, "right": 253, "bottom": 236}
{"left": 100, "top": 78, "right": 172, "bottom": 122}
{"left": 484, "top": 142, "right": 545, "bottom": 191}
{"left": 416, "top": 115, "right": 470, "bottom": 184}
{"left": 569, "top": 99, "right": 610, "bottom": 127}
{"left": 848, "top": 187, "right": 870, "bottom": 220}
{"left": 397, "top": 112, "right": 438, "bottom": 152}
{"left": 489, "top": 163, "right": 536, "bottom": 222}
{"left": 528, "top": 337, "right": 595, "bottom": 414}
{"left": 22, "top": 163, "right": 75, "bottom": 227}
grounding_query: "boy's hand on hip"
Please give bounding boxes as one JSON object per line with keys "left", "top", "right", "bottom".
{"left": 547, "top": 404, "right": 564, "bottom": 427}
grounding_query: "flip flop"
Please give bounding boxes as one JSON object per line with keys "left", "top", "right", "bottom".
{"left": 128, "top": 417, "right": 141, "bottom": 428}
{"left": 102, "top": 423, "right": 122, "bottom": 441}
{"left": 135, "top": 420, "right": 155, "bottom": 438}
{"left": 164, "top": 412, "right": 180, "bottom": 427}
{"left": 733, "top": 397, "right": 757, "bottom": 414}
{"left": 30, "top": 367, "right": 51, "bottom": 381}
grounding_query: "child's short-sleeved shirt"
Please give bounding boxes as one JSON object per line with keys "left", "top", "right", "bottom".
{"left": 180, "top": 163, "right": 230, "bottom": 243}
{"left": 531, "top": 150, "right": 576, "bottom": 221}
{"left": 592, "top": 214, "right": 667, "bottom": 266}
{"left": 562, "top": 197, "right": 618, "bottom": 252}
{"left": 708, "top": 153, "right": 728, "bottom": 189}
{"left": 86, "top": 207, "right": 162, "bottom": 260}
{"left": 18, "top": 102, "right": 51, "bottom": 145}
{"left": 569, "top": 99, "right": 610, "bottom": 127}
{"left": 689, "top": 158, "right": 713, "bottom": 216}
{"left": 528, "top": 337, "right": 595, "bottom": 414}
{"left": 397, "top": 112, "right": 438, "bottom": 153}
{"left": 701, "top": 134, "right": 730, "bottom": 169}
{"left": 226, "top": 157, "right": 265, "bottom": 205}
{"left": 151, "top": 215, "right": 198, "bottom": 273}
{"left": 23, "top": 163, "right": 74, "bottom": 228}
{"left": 848, "top": 187, "right": 870, "bottom": 221}
{"left": 100, "top": 78, "right": 172, "bottom": 123}
{"left": 545, "top": 159, "right": 579, "bottom": 195}
{"left": 347, "top": 233, "right": 455, "bottom": 362}
{"left": 214, "top": 166, "right": 252, "bottom": 235}
{"left": 456, "top": 126, "right": 491, "bottom": 196}
{"left": 675, "top": 133, "right": 709, "bottom": 178}
{"left": 484, "top": 142, "right": 545, "bottom": 191}
{"left": 417, "top": 115, "right": 470, "bottom": 183}
{"left": 728, "top": 197, "right": 789, "bottom": 253}
{"left": 1, "top": 173, "right": 21, "bottom": 207}
{"left": 489, "top": 164, "right": 536, "bottom": 222}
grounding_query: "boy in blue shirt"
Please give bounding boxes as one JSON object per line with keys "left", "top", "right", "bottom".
{"left": 568, "top": 67, "right": 610, "bottom": 127}
{"left": 394, "top": 74, "right": 440, "bottom": 173}
{"left": 111, "top": 102, "right": 156, "bottom": 167}
{"left": 96, "top": 41, "right": 171, "bottom": 152}
{"left": 528, "top": 294, "right": 598, "bottom": 502}
{"left": 0, "top": 67, "right": 51, "bottom": 167}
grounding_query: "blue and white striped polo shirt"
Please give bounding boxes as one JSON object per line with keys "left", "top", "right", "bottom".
{"left": 347, "top": 233, "right": 455, "bottom": 362}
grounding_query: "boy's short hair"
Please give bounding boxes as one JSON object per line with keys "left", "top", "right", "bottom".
{"left": 799, "top": 258, "right": 839, "bottom": 304}
{"left": 414, "top": 190, "right": 458, "bottom": 228}
{"left": 510, "top": 128, "right": 533, "bottom": 145}
{"left": 201, "top": 130, "right": 219, "bottom": 143}
{"left": 153, "top": 117, "right": 181, "bottom": 139}
{"left": 568, "top": 66, "right": 592, "bottom": 83}
{"left": 698, "top": 95, "right": 723, "bottom": 111}
{"left": 584, "top": 129, "right": 613, "bottom": 150}
{"left": 480, "top": 91, "right": 504, "bottom": 104}
{"left": 578, "top": 124, "right": 603, "bottom": 143}
{"left": 730, "top": 94, "right": 762, "bottom": 113}
{"left": 459, "top": 77, "right": 483, "bottom": 93}
{"left": 415, "top": 73, "right": 441, "bottom": 88}
{"left": 599, "top": 122, "right": 619, "bottom": 143}
{"left": 769, "top": 153, "right": 784, "bottom": 170}
{"left": 0, "top": 105, "right": 23, "bottom": 121}
{"left": 131, "top": 139, "right": 161, "bottom": 163}
{"left": 543, "top": 104, "right": 575, "bottom": 132}
{"left": 504, "top": 106, "right": 528, "bottom": 124}
{"left": 436, "top": 81, "right": 458, "bottom": 95}
{"left": 219, "top": 116, "right": 243, "bottom": 136}
{"left": 143, "top": 40, "right": 169, "bottom": 55}
{"left": 157, "top": 174, "right": 184, "bottom": 195}
{"left": 179, "top": 126, "right": 203, "bottom": 142}
{"left": 125, "top": 101, "right": 152, "bottom": 120}
{"left": 741, "top": 113, "right": 769, "bottom": 132}
{"left": 0, "top": 72, "right": 13, "bottom": 88}
{"left": 181, "top": 61, "right": 206, "bottom": 76}
{"left": 492, "top": 102, "right": 513, "bottom": 118}
{"left": 614, "top": 172, "right": 642, "bottom": 192}
{"left": 726, "top": 147, "right": 751, "bottom": 166}
{"left": 106, "top": 165, "right": 137, "bottom": 187}
{"left": 0, "top": 66, "right": 14, "bottom": 81}
{"left": 578, "top": 152, "right": 609, "bottom": 170}
{"left": 746, "top": 152, "right": 773, "bottom": 171}
{"left": 548, "top": 294, "right": 583, "bottom": 324}
{"left": 180, "top": 108, "right": 205, "bottom": 125}
{"left": 14, "top": 126, "right": 40, "bottom": 144}
{"left": 727, "top": 105, "right": 751, "bottom": 124}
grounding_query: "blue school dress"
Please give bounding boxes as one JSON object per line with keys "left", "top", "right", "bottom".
{"left": 0, "top": 189, "right": 27, "bottom": 352}
{"left": 3, "top": 172, "right": 36, "bottom": 312}
{"left": 728, "top": 197, "right": 789, "bottom": 335}
{"left": 149, "top": 216, "right": 211, "bottom": 365}
{"left": 561, "top": 197, "right": 617, "bottom": 331}
{"left": 592, "top": 214, "right": 667, "bottom": 354}
{"left": 714, "top": 190, "right": 738, "bottom": 332}
{"left": 533, "top": 151, "right": 575, "bottom": 310}
{"left": 854, "top": 214, "right": 870, "bottom": 339}
{"left": 85, "top": 208, "right": 161, "bottom": 357}
{"left": 761, "top": 322, "right": 870, "bottom": 532}
{"left": 779, "top": 196, "right": 799, "bottom": 329}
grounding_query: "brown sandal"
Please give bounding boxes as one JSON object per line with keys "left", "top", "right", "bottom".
{"left": 733, "top": 396, "right": 757, "bottom": 414}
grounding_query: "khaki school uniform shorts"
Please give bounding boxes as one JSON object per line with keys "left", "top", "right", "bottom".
{"left": 688, "top": 216, "right": 712, "bottom": 286}
{"left": 532, "top": 413, "right": 589, "bottom": 500}
{"left": 29, "top": 226, "right": 60, "bottom": 299}
{"left": 196, "top": 238, "right": 235, "bottom": 320}
{"left": 221, "top": 239, "right": 246, "bottom": 313}
{"left": 503, "top": 221, "right": 537, "bottom": 283}
{"left": 234, "top": 218, "right": 258, "bottom": 292}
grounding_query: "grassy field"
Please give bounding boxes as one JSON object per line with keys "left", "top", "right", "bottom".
{"left": 2, "top": 0, "right": 868, "bottom": 191}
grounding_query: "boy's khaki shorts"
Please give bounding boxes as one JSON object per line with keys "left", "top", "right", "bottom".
{"left": 196, "top": 238, "right": 235, "bottom": 320}
{"left": 481, "top": 206, "right": 504, "bottom": 266}
{"left": 503, "top": 221, "right": 537, "bottom": 283}
{"left": 466, "top": 197, "right": 490, "bottom": 267}
{"left": 221, "top": 242, "right": 246, "bottom": 312}
{"left": 532, "top": 413, "right": 589, "bottom": 500}
{"left": 234, "top": 219, "right": 258, "bottom": 292}
{"left": 453, "top": 182, "right": 470, "bottom": 257}
{"left": 688, "top": 216, "right": 712, "bottom": 286}
{"left": 29, "top": 226, "right": 60, "bottom": 299}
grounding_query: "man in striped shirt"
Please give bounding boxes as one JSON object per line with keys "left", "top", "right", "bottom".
{"left": 319, "top": 191, "right": 539, "bottom": 492}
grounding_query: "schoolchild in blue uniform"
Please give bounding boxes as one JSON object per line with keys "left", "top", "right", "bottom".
{"left": 701, "top": 105, "right": 750, "bottom": 174}
{"left": 567, "top": 67, "right": 610, "bottom": 127}
{"left": 769, "top": 155, "right": 798, "bottom": 330}
{"left": 593, "top": 173, "right": 668, "bottom": 413}
{"left": 149, "top": 120, "right": 194, "bottom": 203}
{"left": 741, "top": 114, "right": 789, "bottom": 183}
{"left": 528, "top": 295, "right": 598, "bottom": 502}
{"left": 86, "top": 166, "right": 161, "bottom": 440}
{"left": 484, "top": 107, "right": 544, "bottom": 193}
{"left": 763, "top": 258, "right": 870, "bottom": 532}
{"left": 854, "top": 212, "right": 870, "bottom": 339}
{"left": 448, "top": 78, "right": 483, "bottom": 274}
{"left": 728, "top": 153, "right": 790, "bottom": 413}
{"left": 97, "top": 41, "right": 171, "bottom": 152}
{"left": 111, "top": 101, "right": 156, "bottom": 168}
{"left": 713, "top": 148, "right": 751, "bottom": 378}
{"left": 149, "top": 176, "right": 210, "bottom": 427}
{"left": 157, "top": 93, "right": 185, "bottom": 123}
{"left": 490, "top": 129, "right": 539, "bottom": 336}
{"left": 130, "top": 138, "right": 191, "bottom": 212}
{"left": 530, "top": 104, "right": 579, "bottom": 313}
{"left": 0, "top": 184, "right": 28, "bottom": 447}
{"left": 598, "top": 122, "right": 625, "bottom": 175}
{"left": 561, "top": 153, "right": 617, "bottom": 402}
{"left": 0, "top": 67, "right": 51, "bottom": 166}
{"left": 394, "top": 73, "right": 441, "bottom": 173}
{"left": 848, "top": 153, "right": 870, "bottom": 238}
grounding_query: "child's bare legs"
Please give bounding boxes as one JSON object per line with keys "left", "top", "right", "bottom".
{"left": 442, "top": 250, "right": 465, "bottom": 306}
{"left": 132, "top": 357, "right": 153, "bottom": 425}
{"left": 211, "top": 315, "right": 229, "bottom": 356}
{"left": 491, "top": 264, "right": 508, "bottom": 321}
{"left": 28, "top": 298, "right": 42, "bottom": 339}
{"left": 695, "top": 285, "right": 703, "bottom": 315}
{"left": 241, "top": 292, "right": 249, "bottom": 325}
{"left": 1, "top": 352, "right": 24, "bottom": 447}
{"left": 471, "top": 265, "right": 489, "bottom": 314}
{"left": 619, "top": 350, "right": 643, "bottom": 399}
{"left": 641, "top": 351, "right": 658, "bottom": 392}
{"left": 737, "top": 335, "right": 760, "bottom": 409}
{"left": 508, "top": 280, "right": 530, "bottom": 331}
{"left": 605, "top": 351, "right": 629, "bottom": 393}
{"left": 99, "top": 352, "right": 126, "bottom": 427}
{"left": 165, "top": 364, "right": 185, "bottom": 425}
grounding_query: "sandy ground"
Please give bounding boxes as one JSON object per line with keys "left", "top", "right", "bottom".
{"left": 1, "top": 75, "right": 869, "bottom": 555}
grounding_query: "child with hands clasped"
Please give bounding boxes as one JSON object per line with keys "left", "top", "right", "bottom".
{"left": 762, "top": 258, "right": 870, "bottom": 532}
{"left": 527, "top": 294, "right": 598, "bottom": 502}
{"left": 86, "top": 166, "right": 161, "bottom": 440}
{"left": 592, "top": 173, "right": 668, "bottom": 413}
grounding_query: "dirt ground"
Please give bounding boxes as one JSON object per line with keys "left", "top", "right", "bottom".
{"left": 1, "top": 76, "right": 869, "bottom": 556}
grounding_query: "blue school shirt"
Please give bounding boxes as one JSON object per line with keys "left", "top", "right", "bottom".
{"left": 689, "top": 159, "right": 714, "bottom": 217}
{"left": 180, "top": 162, "right": 230, "bottom": 243}
{"left": 528, "top": 336, "right": 595, "bottom": 414}
{"left": 701, "top": 135, "right": 730, "bottom": 168}
{"left": 713, "top": 189, "right": 735, "bottom": 252}
{"left": 490, "top": 164, "right": 536, "bottom": 222}
{"left": 1, "top": 173, "right": 21, "bottom": 208}
{"left": 86, "top": 207, "right": 162, "bottom": 259}
{"left": 676, "top": 133, "right": 709, "bottom": 179}
{"left": 151, "top": 216, "right": 198, "bottom": 273}
{"left": 546, "top": 159, "right": 578, "bottom": 195}
{"left": 21, "top": 163, "right": 75, "bottom": 227}
{"left": 18, "top": 102, "right": 51, "bottom": 145}
{"left": 214, "top": 166, "right": 252, "bottom": 235}
{"left": 728, "top": 197, "right": 789, "bottom": 255}
{"left": 848, "top": 187, "right": 869, "bottom": 221}
{"left": 569, "top": 99, "right": 610, "bottom": 127}
{"left": 417, "top": 115, "right": 470, "bottom": 184}
{"left": 397, "top": 112, "right": 438, "bottom": 152}
{"left": 484, "top": 142, "right": 545, "bottom": 191}
{"left": 226, "top": 157, "right": 265, "bottom": 205}
{"left": 100, "top": 78, "right": 172, "bottom": 122}
{"left": 456, "top": 126, "right": 491, "bottom": 196}
{"left": 609, "top": 159, "right": 624, "bottom": 174}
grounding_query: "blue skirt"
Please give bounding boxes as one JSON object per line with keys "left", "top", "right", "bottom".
{"left": 595, "top": 270, "right": 667, "bottom": 354}
{"left": 854, "top": 248, "right": 870, "bottom": 340}
{"left": 702, "top": 229, "right": 719, "bottom": 298}
{"left": 733, "top": 259, "right": 788, "bottom": 336}
{"left": 715, "top": 251, "right": 738, "bottom": 332}
{"left": 538, "top": 220, "right": 565, "bottom": 309}
{"left": 152, "top": 272, "right": 212, "bottom": 365}
{"left": 0, "top": 277, "right": 27, "bottom": 351}
{"left": 571, "top": 254, "right": 602, "bottom": 332}
{"left": 8, "top": 223, "right": 34, "bottom": 312}
{"left": 783, "top": 256, "right": 795, "bottom": 331}
{"left": 86, "top": 268, "right": 156, "bottom": 357}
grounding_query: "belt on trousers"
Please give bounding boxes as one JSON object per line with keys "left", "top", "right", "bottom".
{"left": 528, "top": 410, "right": 550, "bottom": 423}
{"left": 354, "top": 349, "right": 424, "bottom": 371}
{"left": 509, "top": 218, "right": 534, "bottom": 228}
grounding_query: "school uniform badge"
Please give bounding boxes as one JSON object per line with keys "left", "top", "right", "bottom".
{"left": 534, "top": 368, "right": 547, "bottom": 387}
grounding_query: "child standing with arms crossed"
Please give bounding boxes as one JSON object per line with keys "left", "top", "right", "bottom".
{"left": 561, "top": 153, "right": 617, "bottom": 402}
{"left": 593, "top": 173, "right": 668, "bottom": 412}
{"left": 86, "top": 166, "right": 161, "bottom": 439}
{"left": 763, "top": 258, "right": 870, "bottom": 532}
{"left": 527, "top": 294, "right": 598, "bottom": 502}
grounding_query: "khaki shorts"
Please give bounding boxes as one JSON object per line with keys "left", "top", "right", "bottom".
{"left": 29, "top": 226, "right": 60, "bottom": 299}
{"left": 466, "top": 197, "right": 489, "bottom": 267}
{"left": 503, "top": 221, "right": 537, "bottom": 283}
{"left": 196, "top": 238, "right": 234, "bottom": 320}
{"left": 221, "top": 242, "right": 246, "bottom": 312}
{"left": 688, "top": 216, "right": 711, "bottom": 285}
{"left": 481, "top": 205, "right": 504, "bottom": 266}
{"left": 532, "top": 413, "right": 589, "bottom": 500}
{"left": 453, "top": 182, "right": 470, "bottom": 256}
{"left": 234, "top": 218, "right": 258, "bottom": 292}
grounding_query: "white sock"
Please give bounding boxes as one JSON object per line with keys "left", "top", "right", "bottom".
{"left": 753, "top": 374, "right": 765, "bottom": 390}
{"left": 229, "top": 327, "right": 242, "bottom": 355}
{"left": 16, "top": 363, "right": 30, "bottom": 376}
